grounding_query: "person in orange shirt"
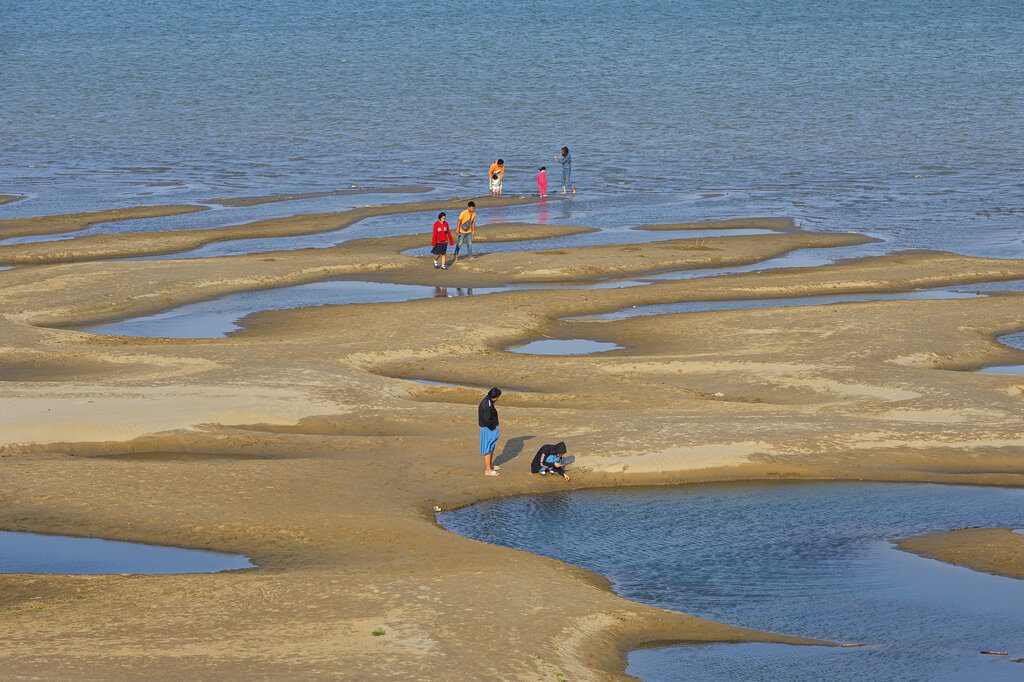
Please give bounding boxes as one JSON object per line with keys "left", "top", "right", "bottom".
{"left": 453, "top": 200, "right": 477, "bottom": 262}
{"left": 488, "top": 159, "right": 505, "bottom": 195}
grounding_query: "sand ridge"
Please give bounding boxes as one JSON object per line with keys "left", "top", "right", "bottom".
{"left": 897, "top": 528, "right": 1024, "bottom": 580}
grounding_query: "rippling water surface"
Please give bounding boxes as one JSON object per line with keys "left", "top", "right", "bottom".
{"left": 2, "top": 1, "right": 1022, "bottom": 257}
{"left": 440, "top": 482, "right": 1024, "bottom": 680}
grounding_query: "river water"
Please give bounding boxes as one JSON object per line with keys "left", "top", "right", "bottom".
{"left": 2, "top": 1, "right": 1022, "bottom": 258}
{"left": 440, "top": 482, "right": 1024, "bottom": 680}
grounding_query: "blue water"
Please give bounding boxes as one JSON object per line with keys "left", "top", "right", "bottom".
{"left": 85, "top": 280, "right": 504, "bottom": 338}
{"left": 2, "top": 1, "right": 1022, "bottom": 258}
{"left": 440, "top": 482, "right": 1024, "bottom": 680}
{"left": 0, "top": 530, "right": 253, "bottom": 574}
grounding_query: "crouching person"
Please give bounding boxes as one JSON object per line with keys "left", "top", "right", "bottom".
{"left": 530, "top": 442, "right": 570, "bottom": 481}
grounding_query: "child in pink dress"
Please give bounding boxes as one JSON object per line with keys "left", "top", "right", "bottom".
{"left": 537, "top": 166, "right": 548, "bottom": 196}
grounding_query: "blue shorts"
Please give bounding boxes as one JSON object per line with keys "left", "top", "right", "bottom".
{"left": 480, "top": 426, "right": 500, "bottom": 455}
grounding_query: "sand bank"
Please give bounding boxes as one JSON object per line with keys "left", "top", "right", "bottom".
{"left": 0, "top": 204, "right": 207, "bottom": 240}
{"left": 635, "top": 217, "right": 797, "bottom": 231}
{"left": 1, "top": 198, "right": 1023, "bottom": 678}
{"left": 207, "top": 185, "right": 434, "bottom": 207}
{"left": 897, "top": 528, "right": 1024, "bottom": 580}
{"left": 0, "top": 194, "right": 544, "bottom": 265}
{"left": 0, "top": 194, "right": 24, "bottom": 207}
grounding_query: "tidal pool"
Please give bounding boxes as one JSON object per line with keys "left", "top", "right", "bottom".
{"left": 84, "top": 280, "right": 504, "bottom": 338}
{"left": 508, "top": 338, "right": 622, "bottom": 355}
{"left": 439, "top": 482, "right": 1024, "bottom": 680}
{"left": 0, "top": 530, "right": 253, "bottom": 574}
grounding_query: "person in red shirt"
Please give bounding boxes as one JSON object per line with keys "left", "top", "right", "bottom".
{"left": 431, "top": 212, "right": 455, "bottom": 270}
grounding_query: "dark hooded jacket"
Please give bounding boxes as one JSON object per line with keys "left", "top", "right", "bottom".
{"left": 531, "top": 442, "right": 567, "bottom": 474}
{"left": 478, "top": 389, "right": 500, "bottom": 430}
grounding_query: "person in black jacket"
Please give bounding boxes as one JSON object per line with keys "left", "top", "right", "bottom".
{"left": 478, "top": 387, "right": 502, "bottom": 476}
{"left": 530, "top": 442, "right": 570, "bottom": 481}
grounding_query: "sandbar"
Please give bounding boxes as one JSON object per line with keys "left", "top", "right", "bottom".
{"left": 207, "top": 185, "right": 434, "bottom": 207}
{"left": 897, "top": 528, "right": 1024, "bottom": 580}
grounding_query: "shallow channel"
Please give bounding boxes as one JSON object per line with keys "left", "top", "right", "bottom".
{"left": 85, "top": 280, "right": 505, "bottom": 338}
{"left": 0, "top": 530, "right": 253, "bottom": 574}
{"left": 581, "top": 289, "right": 985, "bottom": 321}
{"left": 439, "top": 482, "right": 1024, "bottom": 680}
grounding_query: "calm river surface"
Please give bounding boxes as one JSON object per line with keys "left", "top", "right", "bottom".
{"left": 2, "top": 1, "right": 1022, "bottom": 258}
{"left": 440, "top": 482, "right": 1024, "bottom": 680}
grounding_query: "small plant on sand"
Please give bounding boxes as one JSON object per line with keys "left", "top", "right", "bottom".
{"left": 372, "top": 627, "right": 385, "bottom": 637}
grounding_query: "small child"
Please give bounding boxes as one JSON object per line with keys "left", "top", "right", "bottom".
{"left": 537, "top": 166, "right": 548, "bottom": 197}
{"left": 530, "top": 442, "right": 570, "bottom": 481}
{"left": 490, "top": 171, "right": 502, "bottom": 196}
{"left": 430, "top": 211, "right": 454, "bottom": 269}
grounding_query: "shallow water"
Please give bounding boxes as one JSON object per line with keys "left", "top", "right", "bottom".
{"left": 583, "top": 289, "right": 985, "bottom": 321}
{"left": 0, "top": 530, "right": 253, "bottom": 574}
{"left": 85, "top": 280, "right": 503, "bottom": 338}
{"left": 3, "top": 1, "right": 1023, "bottom": 258}
{"left": 440, "top": 482, "right": 1024, "bottom": 680}
{"left": 508, "top": 339, "right": 622, "bottom": 356}
{"left": 978, "top": 365, "right": 1024, "bottom": 376}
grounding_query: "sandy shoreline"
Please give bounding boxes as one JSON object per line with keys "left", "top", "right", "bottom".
{"left": 1, "top": 194, "right": 1023, "bottom": 678}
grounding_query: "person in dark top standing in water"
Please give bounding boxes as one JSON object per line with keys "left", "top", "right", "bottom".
{"left": 530, "top": 442, "right": 570, "bottom": 481}
{"left": 554, "top": 146, "right": 575, "bottom": 195}
{"left": 478, "top": 388, "right": 502, "bottom": 476}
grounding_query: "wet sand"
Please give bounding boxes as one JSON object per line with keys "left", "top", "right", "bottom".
{"left": 0, "top": 194, "right": 24, "bottom": 206}
{"left": 0, "top": 194, "right": 543, "bottom": 264}
{"left": 206, "top": 185, "right": 434, "bottom": 207}
{"left": 0, "top": 204, "right": 207, "bottom": 240}
{"left": 635, "top": 217, "right": 797, "bottom": 231}
{"left": 897, "top": 528, "right": 1024, "bottom": 580}
{"left": 1, "top": 195, "right": 1023, "bottom": 678}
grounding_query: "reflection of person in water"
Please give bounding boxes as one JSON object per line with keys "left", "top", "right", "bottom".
{"left": 456, "top": 288, "right": 474, "bottom": 296}
{"left": 530, "top": 442, "right": 569, "bottom": 481}
{"left": 433, "top": 287, "right": 449, "bottom": 298}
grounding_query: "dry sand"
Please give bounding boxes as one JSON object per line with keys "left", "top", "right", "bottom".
{"left": 1, "top": 195, "right": 1023, "bottom": 679}
{"left": 897, "top": 528, "right": 1024, "bottom": 580}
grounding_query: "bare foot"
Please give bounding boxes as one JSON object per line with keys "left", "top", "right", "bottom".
{"left": 469, "top": 257, "right": 478, "bottom": 261}
{"left": 572, "top": 187, "right": 576, "bottom": 195}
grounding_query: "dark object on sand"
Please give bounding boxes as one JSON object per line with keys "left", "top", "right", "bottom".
{"left": 531, "top": 442, "right": 568, "bottom": 478}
